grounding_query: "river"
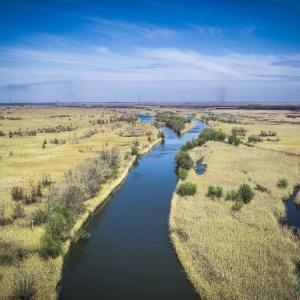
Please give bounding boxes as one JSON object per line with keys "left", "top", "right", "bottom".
{"left": 59, "top": 116, "right": 206, "bottom": 300}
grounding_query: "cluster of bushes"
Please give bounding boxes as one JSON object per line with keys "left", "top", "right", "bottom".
{"left": 175, "top": 149, "right": 197, "bottom": 196}
{"left": 260, "top": 130, "right": 277, "bottom": 137}
{"left": 232, "top": 127, "right": 247, "bottom": 136}
{"left": 205, "top": 183, "right": 255, "bottom": 211}
{"left": 201, "top": 115, "right": 241, "bottom": 124}
{"left": 39, "top": 205, "right": 89, "bottom": 258}
{"left": 80, "top": 129, "right": 98, "bottom": 139}
{"left": 181, "top": 128, "right": 226, "bottom": 151}
{"left": 47, "top": 149, "right": 120, "bottom": 215}
{"left": 248, "top": 135, "right": 263, "bottom": 143}
{"left": 228, "top": 135, "right": 241, "bottom": 146}
{"left": 110, "top": 114, "right": 138, "bottom": 124}
{"left": 155, "top": 113, "right": 191, "bottom": 134}
{"left": 39, "top": 205, "right": 73, "bottom": 259}
{"left": 9, "top": 129, "right": 37, "bottom": 138}
{"left": 11, "top": 182, "right": 44, "bottom": 206}
{"left": 38, "top": 124, "right": 77, "bottom": 134}
{"left": 90, "top": 118, "right": 108, "bottom": 125}
{"left": 226, "top": 183, "right": 255, "bottom": 211}
{"left": 47, "top": 114, "right": 71, "bottom": 118}
{"left": 5, "top": 116, "right": 22, "bottom": 120}
{"left": 51, "top": 138, "right": 66, "bottom": 145}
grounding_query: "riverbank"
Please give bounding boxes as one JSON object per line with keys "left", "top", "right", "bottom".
{"left": 180, "top": 120, "right": 195, "bottom": 135}
{"left": 0, "top": 107, "right": 161, "bottom": 299}
{"left": 170, "top": 110, "right": 300, "bottom": 299}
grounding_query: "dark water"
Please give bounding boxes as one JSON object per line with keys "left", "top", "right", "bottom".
{"left": 59, "top": 116, "right": 206, "bottom": 300}
{"left": 195, "top": 160, "right": 206, "bottom": 175}
{"left": 284, "top": 188, "right": 300, "bottom": 233}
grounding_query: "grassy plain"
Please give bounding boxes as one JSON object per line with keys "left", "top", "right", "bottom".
{"left": 0, "top": 105, "right": 160, "bottom": 299}
{"left": 170, "top": 108, "right": 300, "bottom": 299}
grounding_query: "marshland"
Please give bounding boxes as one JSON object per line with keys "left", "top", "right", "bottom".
{"left": 0, "top": 104, "right": 299, "bottom": 300}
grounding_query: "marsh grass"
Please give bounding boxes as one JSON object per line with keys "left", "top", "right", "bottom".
{"left": 170, "top": 109, "right": 300, "bottom": 299}
{"left": 0, "top": 106, "right": 160, "bottom": 299}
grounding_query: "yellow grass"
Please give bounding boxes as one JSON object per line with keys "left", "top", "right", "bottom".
{"left": 0, "top": 106, "right": 160, "bottom": 299}
{"left": 170, "top": 109, "right": 300, "bottom": 300}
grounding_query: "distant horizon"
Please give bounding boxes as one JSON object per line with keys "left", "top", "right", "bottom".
{"left": 1, "top": 1, "right": 299, "bottom": 103}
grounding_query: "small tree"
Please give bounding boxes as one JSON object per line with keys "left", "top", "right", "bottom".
{"left": 238, "top": 183, "right": 254, "bottom": 203}
{"left": 46, "top": 205, "right": 74, "bottom": 240}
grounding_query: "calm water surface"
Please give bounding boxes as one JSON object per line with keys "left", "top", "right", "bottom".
{"left": 59, "top": 116, "right": 206, "bottom": 300}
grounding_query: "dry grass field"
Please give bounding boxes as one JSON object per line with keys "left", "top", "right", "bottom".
{"left": 170, "top": 109, "right": 300, "bottom": 299}
{"left": 0, "top": 105, "right": 160, "bottom": 299}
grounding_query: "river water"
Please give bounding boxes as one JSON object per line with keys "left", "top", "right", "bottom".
{"left": 59, "top": 116, "right": 206, "bottom": 300}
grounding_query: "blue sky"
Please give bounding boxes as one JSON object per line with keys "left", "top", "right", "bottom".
{"left": 0, "top": 0, "right": 300, "bottom": 103}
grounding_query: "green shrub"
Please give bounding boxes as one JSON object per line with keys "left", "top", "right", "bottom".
{"left": 177, "top": 181, "right": 197, "bottom": 196}
{"left": 277, "top": 178, "right": 288, "bottom": 189}
{"left": 31, "top": 208, "right": 48, "bottom": 225}
{"left": 228, "top": 135, "right": 241, "bottom": 146}
{"left": 178, "top": 167, "right": 188, "bottom": 180}
{"left": 231, "top": 127, "right": 247, "bottom": 136}
{"left": 197, "top": 128, "right": 226, "bottom": 146}
{"left": 248, "top": 135, "right": 262, "bottom": 143}
{"left": 46, "top": 205, "right": 74, "bottom": 240}
{"left": 39, "top": 232, "right": 63, "bottom": 259}
{"left": 225, "top": 190, "right": 240, "bottom": 201}
{"left": 131, "top": 146, "right": 139, "bottom": 156}
{"left": 207, "top": 185, "right": 223, "bottom": 199}
{"left": 238, "top": 183, "right": 255, "bottom": 203}
{"left": 175, "top": 151, "right": 194, "bottom": 170}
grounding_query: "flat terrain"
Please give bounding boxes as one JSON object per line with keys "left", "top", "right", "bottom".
{"left": 170, "top": 108, "right": 300, "bottom": 299}
{"left": 0, "top": 106, "right": 160, "bottom": 299}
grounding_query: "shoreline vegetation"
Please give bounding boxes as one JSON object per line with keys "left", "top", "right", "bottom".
{"left": 154, "top": 112, "right": 192, "bottom": 134}
{"left": 0, "top": 106, "right": 163, "bottom": 299}
{"left": 170, "top": 109, "right": 300, "bottom": 299}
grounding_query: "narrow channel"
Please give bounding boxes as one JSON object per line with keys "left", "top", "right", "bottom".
{"left": 59, "top": 116, "right": 206, "bottom": 300}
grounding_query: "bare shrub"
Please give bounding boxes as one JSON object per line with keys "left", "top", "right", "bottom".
{"left": 41, "top": 173, "right": 52, "bottom": 187}
{"left": 31, "top": 208, "right": 48, "bottom": 225}
{"left": 12, "top": 202, "right": 25, "bottom": 219}
{"left": 11, "top": 186, "right": 25, "bottom": 201}
{"left": 12, "top": 269, "right": 37, "bottom": 300}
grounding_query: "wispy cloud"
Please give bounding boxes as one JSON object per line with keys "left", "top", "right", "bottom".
{"left": 271, "top": 60, "right": 300, "bottom": 68}
{"left": 1, "top": 44, "right": 300, "bottom": 86}
{"left": 88, "top": 18, "right": 177, "bottom": 42}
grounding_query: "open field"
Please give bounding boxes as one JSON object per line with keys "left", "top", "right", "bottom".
{"left": 0, "top": 105, "right": 160, "bottom": 299}
{"left": 170, "top": 109, "right": 300, "bottom": 299}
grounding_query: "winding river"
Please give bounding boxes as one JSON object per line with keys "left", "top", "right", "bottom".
{"left": 59, "top": 116, "right": 206, "bottom": 300}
